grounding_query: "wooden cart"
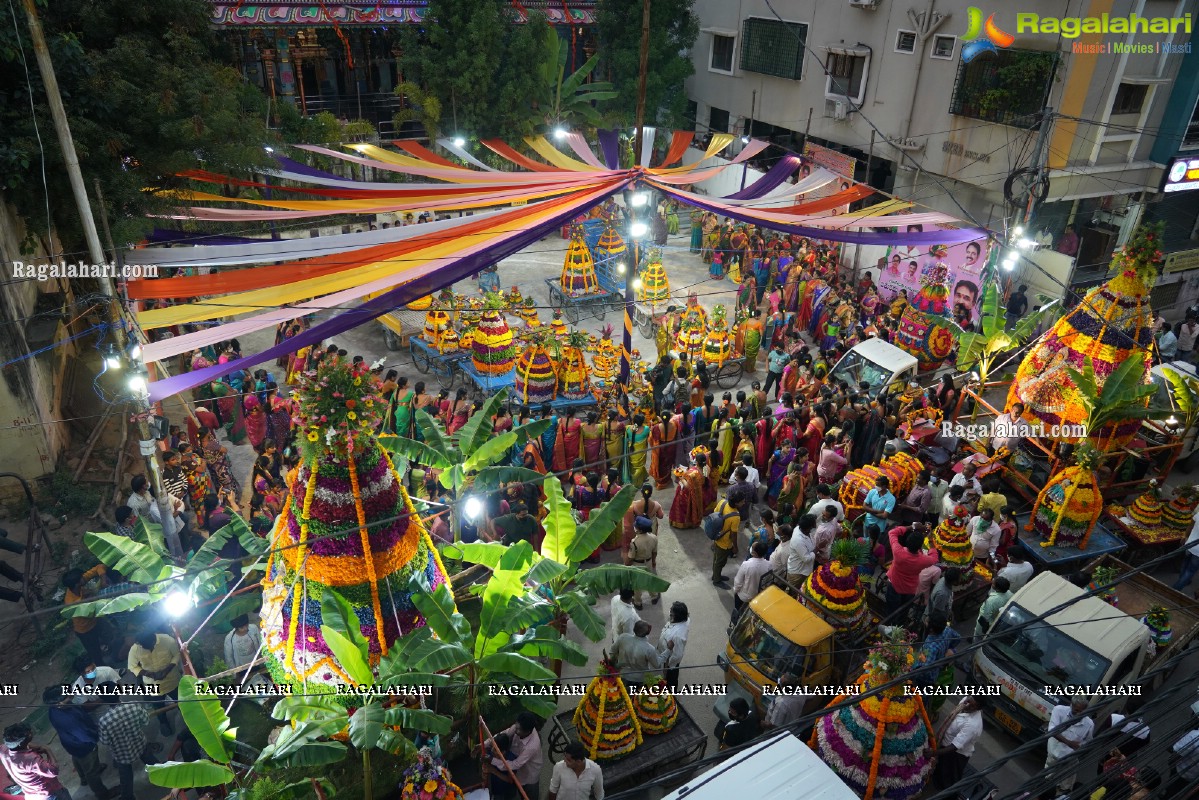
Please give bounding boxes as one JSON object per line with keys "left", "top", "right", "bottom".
{"left": 545, "top": 279, "right": 622, "bottom": 325}
{"left": 408, "top": 336, "right": 468, "bottom": 388}
{"left": 546, "top": 704, "right": 708, "bottom": 793}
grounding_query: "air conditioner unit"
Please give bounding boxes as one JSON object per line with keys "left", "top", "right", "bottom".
{"left": 833, "top": 100, "right": 849, "bottom": 120}
{"left": 848, "top": 0, "right": 881, "bottom": 8}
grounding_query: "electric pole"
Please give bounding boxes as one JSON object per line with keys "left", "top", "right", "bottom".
{"left": 622, "top": 0, "right": 652, "bottom": 386}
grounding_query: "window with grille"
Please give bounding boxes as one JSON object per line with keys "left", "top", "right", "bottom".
{"left": 740, "top": 17, "right": 808, "bottom": 80}
{"left": 1185, "top": 99, "right": 1199, "bottom": 149}
{"left": 948, "top": 49, "right": 1058, "bottom": 127}
{"left": 826, "top": 53, "right": 867, "bottom": 102}
{"left": 1112, "top": 83, "right": 1148, "bottom": 115}
{"left": 709, "top": 106, "right": 730, "bottom": 133}
{"left": 895, "top": 30, "right": 916, "bottom": 53}
{"left": 710, "top": 34, "right": 735, "bottom": 73}
{"left": 931, "top": 34, "right": 956, "bottom": 59}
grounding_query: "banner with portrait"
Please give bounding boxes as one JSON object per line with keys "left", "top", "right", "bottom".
{"left": 874, "top": 227, "right": 991, "bottom": 328}
{"left": 800, "top": 142, "right": 857, "bottom": 212}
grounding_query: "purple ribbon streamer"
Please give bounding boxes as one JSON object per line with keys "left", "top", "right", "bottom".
{"left": 652, "top": 184, "right": 993, "bottom": 245}
{"left": 723, "top": 155, "right": 802, "bottom": 201}
{"left": 272, "top": 155, "right": 343, "bottom": 180}
{"left": 148, "top": 229, "right": 270, "bottom": 246}
{"left": 148, "top": 180, "right": 632, "bottom": 401}
{"left": 598, "top": 130, "right": 621, "bottom": 171}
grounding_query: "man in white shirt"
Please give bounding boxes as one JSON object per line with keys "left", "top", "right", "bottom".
{"left": 949, "top": 462, "right": 982, "bottom": 500}
{"left": 928, "top": 475, "right": 950, "bottom": 522}
{"left": 549, "top": 742, "right": 604, "bottom": 800}
{"left": 991, "top": 402, "right": 1031, "bottom": 454}
{"left": 931, "top": 696, "right": 984, "bottom": 790}
{"left": 223, "top": 614, "right": 262, "bottom": 670}
{"left": 769, "top": 527, "right": 792, "bottom": 577}
{"left": 1045, "top": 697, "right": 1094, "bottom": 794}
{"left": 809, "top": 484, "right": 845, "bottom": 523}
{"left": 739, "top": 453, "right": 761, "bottom": 494}
{"left": 490, "top": 712, "right": 543, "bottom": 800}
{"left": 1178, "top": 317, "right": 1199, "bottom": 361}
{"left": 657, "top": 602, "right": 689, "bottom": 691}
{"left": 610, "top": 621, "right": 662, "bottom": 690}
{"left": 609, "top": 588, "right": 641, "bottom": 643}
{"left": 786, "top": 515, "right": 817, "bottom": 589}
{"left": 998, "top": 545, "right": 1035, "bottom": 592}
{"left": 1168, "top": 728, "right": 1199, "bottom": 797}
{"left": 126, "top": 475, "right": 187, "bottom": 559}
{"left": 969, "top": 509, "right": 1002, "bottom": 561}
{"left": 762, "top": 671, "right": 807, "bottom": 730}
{"left": 732, "top": 542, "right": 772, "bottom": 619}
{"left": 940, "top": 486, "right": 966, "bottom": 524}
{"left": 812, "top": 506, "right": 840, "bottom": 565}
{"left": 69, "top": 656, "right": 122, "bottom": 707}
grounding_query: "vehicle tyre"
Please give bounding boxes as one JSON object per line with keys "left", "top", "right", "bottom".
{"left": 716, "top": 361, "right": 744, "bottom": 389}
{"left": 413, "top": 350, "right": 431, "bottom": 374}
{"left": 384, "top": 328, "right": 401, "bottom": 352}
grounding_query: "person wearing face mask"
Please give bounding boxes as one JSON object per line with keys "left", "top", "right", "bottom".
{"left": 69, "top": 655, "right": 121, "bottom": 708}
{"left": 0, "top": 722, "right": 70, "bottom": 800}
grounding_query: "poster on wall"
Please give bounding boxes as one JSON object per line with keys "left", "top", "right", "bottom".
{"left": 800, "top": 142, "right": 856, "bottom": 212}
{"left": 874, "top": 228, "right": 991, "bottom": 328}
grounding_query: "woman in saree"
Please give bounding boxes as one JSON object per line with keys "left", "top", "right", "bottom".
{"left": 199, "top": 426, "right": 241, "bottom": 498}
{"left": 691, "top": 393, "right": 718, "bottom": 448}
{"left": 665, "top": 201, "right": 680, "bottom": 236}
{"left": 799, "top": 405, "right": 827, "bottom": 466}
{"left": 714, "top": 403, "right": 737, "bottom": 484}
{"left": 649, "top": 413, "right": 678, "bottom": 489}
{"left": 447, "top": 389, "right": 471, "bottom": 434}
{"left": 264, "top": 386, "right": 292, "bottom": 446}
{"left": 736, "top": 271, "right": 757, "bottom": 316}
{"left": 701, "top": 212, "right": 719, "bottom": 263}
{"left": 764, "top": 440, "right": 796, "bottom": 509}
{"left": 392, "top": 377, "right": 414, "bottom": 438}
{"left": 243, "top": 394, "right": 267, "bottom": 450}
{"left": 728, "top": 226, "right": 749, "bottom": 276}
{"left": 178, "top": 442, "right": 210, "bottom": 512}
{"left": 580, "top": 411, "right": 606, "bottom": 473}
{"left": 623, "top": 413, "right": 651, "bottom": 487}
{"left": 225, "top": 382, "right": 248, "bottom": 446}
{"left": 754, "top": 253, "right": 773, "bottom": 305}
{"left": 860, "top": 285, "right": 881, "bottom": 319}
{"left": 738, "top": 310, "right": 765, "bottom": 372}
{"left": 689, "top": 208, "right": 704, "bottom": 252}
{"left": 806, "top": 282, "right": 833, "bottom": 338}
{"left": 669, "top": 451, "right": 708, "bottom": 529}
{"left": 755, "top": 412, "right": 774, "bottom": 472}
{"left": 782, "top": 263, "right": 802, "bottom": 312}
{"left": 553, "top": 408, "right": 583, "bottom": 474}
{"left": 732, "top": 425, "right": 757, "bottom": 478}
{"left": 772, "top": 411, "right": 800, "bottom": 455}
{"left": 702, "top": 449, "right": 720, "bottom": 512}
{"left": 411, "top": 382, "right": 435, "bottom": 440}
{"left": 673, "top": 403, "right": 695, "bottom": 468}
{"left": 709, "top": 250, "right": 725, "bottom": 280}
{"left": 286, "top": 344, "right": 309, "bottom": 384}
{"left": 776, "top": 457, "right": 807, "bottom": 512}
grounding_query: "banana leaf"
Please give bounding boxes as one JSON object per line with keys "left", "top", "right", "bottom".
{"left": 567, "top": 484, "right": 636, "bottom": 563}
{"left": 558, "top": 591, "right": 605, "bottom": 642}
{"left": 320, "top": 590, "right": 371, "bottom": 654}
{"left": 177, "top": 675, "right": 233, "bottom": 763}
{"left": 60, "top": 592, "right": 157, "bottom": 619}
{"left": 381, "top": 707, "right": 453, "bottom": 735}
{"left": 463, "top": 432, "right": 519, "bottom": 473}
{"left": 456, "top": 388, "right": 509, "bottom": 456}
{"left": 320, "top": 626, "right": 374, "bottom": 686}
{"left": 410, "top": 582, "right": 471, "bottom": 642}
{"left": 538, "top": 478, "right": 577, "bottom": 563}
{"left": 574, "top": 564, "right": 671, "bottom": 595}
{"left": 477, "top": 652, "right": 557, "bottom": 682}
{"left": 347, "top": 703, "right": 385, "bottom": 751}
{"left": 146, "top": 761, "right": 236, "bottom": 789}
{"left": 83, "top": 531, "right": 171, "bottom": 585}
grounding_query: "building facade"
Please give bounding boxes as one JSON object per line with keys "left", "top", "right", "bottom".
{"left": 685, "top": 0, "right": 1193, "bottom": 283}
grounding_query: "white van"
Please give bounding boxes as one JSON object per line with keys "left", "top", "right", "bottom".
{"left": 828, "top": 338, "right": 920, "bottom": 399}
{"left": 973, "top": 572, "right": 1149, "bottom": 741}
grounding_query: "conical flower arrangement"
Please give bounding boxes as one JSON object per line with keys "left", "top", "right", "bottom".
{"left": 562, "top": 227, "right": 600, "bottom": 296}
{"left": 930, "top": 506, "right": 973, "bottom": 568}
{"left": 812, "top": 632, "right": 935, "bottom": 800}
{"left": 1008, "top": 223, "right": 1162, "bottom": 446}
{"left": 260, "top": 358, "right": 453, "bottom": 688}
{"left": 593, "top": 224, "right": 628, "bottom": 281}
{"left": 471, "top": 293, "right": 516, "bottom": 375}
{"left": 675, "top": 306, "right": 708, "bottom": 360}
{"left": 423, "top": 306, "right": 458, "bottom": 354}
{"left": 702, "top": 305, "right": 734, "bottom": 367}
{"left": 803, "top": 539, "right": 869, "bottom": 632}
{"left": 550, "top": 309, "right": 569, "bottom": 339}
{"left": 573, "top": 658, "right": 643, "bottom": 760}
{"left": 638, "top": 249, "right": 670, "bottom": 306}
{"left": 591, "top": 324, "right": 618, "bottom": 384}
{"left": 1128, "top": 480, "right": 1164, "bottom": 527}
{"left": 838, "top": 452, "right": 923, "bottom": 520}
{"left": 632, "top": 674, "right": 679, "bottom": 735}
{"left": 407, "top": 295, "right": 434, "bottom": 311}
{"left": 911, "top": 260, "right": 952, "bottom": 316}
{"left": 514, "top": 335, "right": 558, "bottom": 405}
{"left": 1026, "top": 444, "right": 1103, "bottom": 548}
{"left": 559, "top": 331, "right": 591, "bottom": 400}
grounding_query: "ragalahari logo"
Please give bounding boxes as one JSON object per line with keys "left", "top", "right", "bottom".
{"left": 962, "top": 7, "right": 1015, "bottom": 62}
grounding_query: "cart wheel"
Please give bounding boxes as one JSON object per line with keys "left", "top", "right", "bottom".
{"left": 412, "top": 348, "right": 431, "bottom": 374}
{"left": 716, "top": 360, "right": 744, "bottom": 389}
{"left": 440, "top": 366, "right": 457, "bottom": 390}
{"left": 384, "top": 329, "right": 401, "bottom": 352}
{"left": 566, "top": 305, "right": 580, "bottom": 324}
{"left": 638, "top": 318, "right": 654, "bottom": 339}
{"left": 596, "top": 304, "right": 607, "bottom": 321}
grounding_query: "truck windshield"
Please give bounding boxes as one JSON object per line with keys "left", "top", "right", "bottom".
{"left": 986, "top": 604, "right": 1111, "bottom": 693}
{"left": 830, "top": 351, "right": 891, "bottom": 397}
{"left": 729, "top": 611, "right": 807, "bottom": 681}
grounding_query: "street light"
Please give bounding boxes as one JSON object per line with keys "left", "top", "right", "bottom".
{"left": 1013, "top": 225, "right": 1025, "bottom": 237}
{"left": 632, "top": 278, "right": 643, "bottom": 291}
{"left": 452, "top": 137, "right": 466, "bottom": 147}
{"left": 630, "top": 221, "right": 649, "bottom": 239}
{"left": 740, "top": 136, "right": 750, "bottom": 144}
{"left": 616, "top": 262, "right": 627, "bottom": 275}
{"left": 264, "top": 146, "right": 274, "bottom": 154}
{"left": 128, "top": 374, "right": 148, "bottom": 393}
{"left": 105, "top": 355, "right": 121, "bottom": 370}
{"left": 553, "top": 128, "right": 567, "bottom": 140}
{"left": 463, "top": 496, "right": 484, "bottom": 522}
{"left": 164, "top": 590, "right": 193, "bottom": 618}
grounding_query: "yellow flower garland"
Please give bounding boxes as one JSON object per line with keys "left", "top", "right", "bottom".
{"left": 348, "top": 457, "right": 388, "bottom": 659}
{"left": 285, "top": 467, "right": 319, "bottom": 670}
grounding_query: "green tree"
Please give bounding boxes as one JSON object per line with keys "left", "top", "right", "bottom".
{"left": 596, "top": 0, "right": 699, "bottom": 127}
{"left": 399, "top": 0, "right": 550, "bottom": 139}
{"left": 0, "top": 0, "right": 276, "bottom": 249}
{"left": 533, "top": 24, "right": 618, "bottom": 129}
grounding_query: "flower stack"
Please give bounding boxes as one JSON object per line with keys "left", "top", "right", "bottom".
{"left": 638, "top": 249, "right": 670, "bottom": 308}
{"left": 593, "top": 223, "right": 628, "bottom": 282}
{"left": 812, "top": 631, "right": 935, "bottom": 800}
{"left": 1163, "top": 487, "right": 1198, "bottom": 532}
{"left": 562, "top": 227, "right": 600, "bottom": 296}
{"left": 1128, "top": 481, "right": 1165, "bottom": 527}
{"left": 632, "top": 675, "right": 679, "bottom": 735}
{"left": 803, "top": 539, "right": 869, "bottom": 632}
{"left": 559, "top": 331, "right": 592, "bottom": 400}
{"left": 591, "top": 325, "right": 618, "bottom": 385}
{"left": 422, "top": 307, "right": 458, "bottom": 354}
{"left": 407, "top": 295, "right": 433, "bottom": 311}
{"left": 930, "top": 506, "right": 974, "bottom": 569}
{"left": 1089, "top": 564, "right": 1120, "bottom": 607}
{"left": 911, "top": 261, "right": 952, "bottom": 316}
{"left": 471, "top": 293, "right": 516, "bottom": 376}
{"left": 514, "top": 335, "right": 558, "bottom": 405}
{"left": 838, "top": 452, "right": 923, "bottom": 521}
{"left": 399, "top": 748, "right": 464, "bottom": 800}
{"left": 894, "top": 262, "right": 956, "bottom": 373}
{"left": 550, "top": 309, "right": 569, "bottom": 339}
{"left": 675, "top": 306, "right": 709, "bottom": 361}
{"left": 1027, "top": 444, "right": 1103, "bottom": 548}
{"left": 1008, "top": 222, "right": 1162, "bottom": 448}
{"left": 1142, "top": 605, "right": 1172, "bottom": 649}
{"left": 260, "top": 358, "right": 453, "bottom": 689}
{"left": 573, "top": 658, "right": 643, "bottom": 760}
{"left": 458, "top": 326, "right": 477, "bottom": 352}
{"left": 702, "top": 305, "right": 735, "bottom": 367}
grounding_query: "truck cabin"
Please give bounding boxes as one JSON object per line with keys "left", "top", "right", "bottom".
{"left": 828, "top": 338, "right": 918, "bottom": 400}
{"left": 717, "top": 586, "right": 835, "bottom": 721}
{"left": 974, "top": 573, "right": 1149, "bottom": 740}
